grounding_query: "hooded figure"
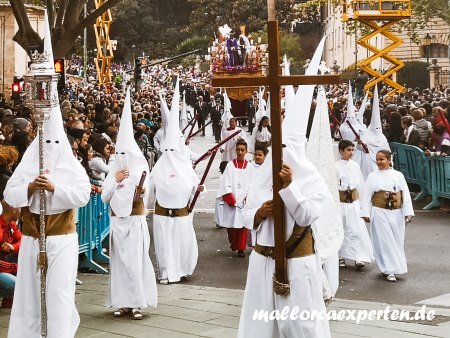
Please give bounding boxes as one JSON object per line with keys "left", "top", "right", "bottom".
{"left": 5, "top": 12, "right": 91, "bottom": 338}
{"left": 238, "top": 37, "right": 332, "bottom": 338}
{"left": 340, "top": 82, "right": 370, "bottom": 175}
{"left": 306, "top": 87, "right": 344, "bottom": 299}
{"left": 101, "top": 88, "right": 157, "bottom": 318}
{"left": 220, "top": 91, "right": 245, "bottom": 161}
{"left": 148, "top": 86, "right": 203, "bottom": 284}
{"left": 180, "top": 90, "right": 189, "bottom": 137}
{"left": 282, "top": 55, "right": 295, "bottom": 109}
{"left": 360, "top": 85, "right": 390, "bottom": 177}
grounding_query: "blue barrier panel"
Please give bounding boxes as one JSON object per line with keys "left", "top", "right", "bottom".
{"left": 424, "top": 156, "right": 450, "bottom": 210}
{"left": 91, "top": 193, "right": 110, "bottom": 264}
{"left": 76, "top": 205, "right": 91, "bottom": 255}
{"left": 390, "top": 142, "right": 430, "bottom": 201}
{"left": 77, "top": 193, "right": 109, "bottom": 274}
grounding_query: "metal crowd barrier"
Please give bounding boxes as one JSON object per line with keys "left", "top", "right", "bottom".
{"left": 390, "top": 142, "right": 450, "bottom": 209}
{"left": 77, "top": 192, "right": 110, "bottom": 274}
{"left": 390, "top": 142, "right": 430, "bottom": 201}
{"left": 424, "top": 156, "right": 450, "bottom": 210}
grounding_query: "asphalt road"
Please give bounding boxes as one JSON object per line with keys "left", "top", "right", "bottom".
{"left": 146, "top": 124, "right": 450, "bottom": 307}
{"left": 148, "top": 211, "right": 450, "bottom": 306}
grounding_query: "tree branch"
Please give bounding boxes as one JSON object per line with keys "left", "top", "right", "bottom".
{"left": 55, "top": 0, "right": 68, "bottom": 28}
{"left": 77, "top": 0, "right": 122, "bottom": 31}
{"left": 10, "top": 0, "right": 43, "bottom": 54}
{"left": 9, "top": 0, "right": 28, "bottom": 31}
{"left": 47, "top": 0, "right": 54, "bottom": 28}
{"left": 63, "top": 0, "right": 81, "bottom": 32}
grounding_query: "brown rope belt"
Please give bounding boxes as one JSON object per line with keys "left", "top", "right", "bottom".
{"left": 111, "top": 198, "right": 145, "bottom": 216}
{"left": 338, "top": 188, "right": 359, "bottom": 203}
{"left": 254, "top": 225, "right": 314, "bottom": 259}
{"left": 372, "top": 190, "right": 403, "bottom": 210}
{"left": 154, "top": 201, "right": 189, "bottom": 217}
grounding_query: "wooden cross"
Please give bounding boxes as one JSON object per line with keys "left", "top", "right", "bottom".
{"left": 211, "top": 1, "right": 341, "bottom": 295}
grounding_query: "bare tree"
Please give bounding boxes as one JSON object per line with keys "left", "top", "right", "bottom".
{"left": 10, "top": 0, "right": 122, "bottom": 58}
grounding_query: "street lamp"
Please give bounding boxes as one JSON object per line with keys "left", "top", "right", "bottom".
{"left": 424, "top": 33, "right": 432, "bottom": 66}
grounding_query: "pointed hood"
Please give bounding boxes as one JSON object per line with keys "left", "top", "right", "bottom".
{"left": 162, "top": 79, "right": 183, "bottom": 151}
{"left": 221, "top": 90, "right": 233, "bottom": 129}
{"left": 368, "top": 85, "right": 382, "bottom": 134}
{"left": 346, "top": 81, "right": 356, "bottom": 119}
{"left": 361, "top": 85, "right": 390, "bottom": 161}
{"left": 159, "top": 91, "right": 170, "bottom": 129}
{"left": 180, "top": 90, "right": 188, "bottom": 134}
{"left": 357, "top": 91, "right": 369, "bottom": 125}
{"left": 28, "top": 11, "right": 55, "bottom": 76}
{"left": 340, "top": 81, "right": 361, "bottom": 141}
{"left": 254, "top": 86, "right": 266, "bottom": 125}
{"left": 306, "top": 88, "right": 344, "bottom": 259}
{"left": 151, "top": 86, "right": 200, "bottom": 208}
{"left": 283, "top": 36, "right": 325, "bottom": 142}
{"left": 264, "top": 91, "right": 270, "bottom": 118}
{"left": 5, "top": 14, "right": 90, "bottom": 214}
{"left": 103, "top": 87, "right": 150, "bottom": 217}
{"left": 283, "top": 55, "right": 295, "bottom": 108}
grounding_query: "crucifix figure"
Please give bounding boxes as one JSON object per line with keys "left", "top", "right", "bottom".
{"left": 211, "top": 0, "right": 340, "bottom": 295}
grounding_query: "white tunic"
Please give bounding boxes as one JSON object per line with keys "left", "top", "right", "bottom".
{"left": 220, "top": 127, "right": 244, "bottom": 162}
{"left": 335, "top": 159, "right": 374, "bottom": 263}
{"left": 5, "top": 172, "right": 90, "bottom": 338}
{"left": 361, "top": 169, "right": 414, "bottom": 275}
{"left": 101, "top": 178, "right": 157, "bottom": 309}
{"left": 8, "top": 235, "right": 79, "bottom": 338}
{"left": 238, "top": 182, "right": 330, "bottom": 337}
{"left": 215, "top": 160, "right": 250, "bottom": 228}
{"left": 255, "top": 127, "right": 271, "bottom": 143}
{"left": 148, "top": 175, "right": 199, "bottom": 283}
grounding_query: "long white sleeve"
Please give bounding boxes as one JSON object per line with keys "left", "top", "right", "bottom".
{"left": 279, "top": 181, "right": 323, "bottom": 227}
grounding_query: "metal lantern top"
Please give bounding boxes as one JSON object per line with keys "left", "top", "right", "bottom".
{"left": 23, "top": 49, "right": 59, "bottom": 115}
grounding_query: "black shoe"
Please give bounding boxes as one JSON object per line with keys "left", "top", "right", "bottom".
{"left": 238, "top": 250, "right": 245, "bottom": 258}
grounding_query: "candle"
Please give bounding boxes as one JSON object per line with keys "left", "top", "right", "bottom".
{"left": 258, "top": 37, "right": 262, "bottom": 44}
{"left": 250, "top": 39, "right": 254, "bottom": 45}
{"left": 208, "top": 47, "right": 211, "bottom": 53}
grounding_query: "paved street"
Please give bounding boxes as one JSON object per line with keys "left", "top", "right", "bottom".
{"left": 1, "top": 125, "right": 449, "bottom": 337}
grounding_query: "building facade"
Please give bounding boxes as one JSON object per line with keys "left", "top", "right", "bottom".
{"left": 322, "top": 1, "right": 450, "bottom": 77}
{"left": 0, "top": 2, "right": 44, "bottom": 100}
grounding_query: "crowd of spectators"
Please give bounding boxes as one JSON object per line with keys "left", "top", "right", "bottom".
{"left": 326, "top": 84, "right": 450, "bottom": 156}
{"left": 0, "top": 57, "right": 450, "bottom": 305}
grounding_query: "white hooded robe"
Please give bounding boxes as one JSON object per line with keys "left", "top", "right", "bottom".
{"left": 101, "top": 88, "right": 157, "bottom": 309}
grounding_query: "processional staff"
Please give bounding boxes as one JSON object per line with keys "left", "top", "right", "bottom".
{"left": 22, "top": 14, "right": 60, "bottom": 337}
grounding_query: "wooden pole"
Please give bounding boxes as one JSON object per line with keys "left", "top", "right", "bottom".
{"left": 267, "top": 20, "right": 289, "bottom": 295}
{"left": 267, "top": 0, "right": 276, "bottom": 21}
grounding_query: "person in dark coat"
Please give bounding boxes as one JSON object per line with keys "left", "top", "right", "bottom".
{"left": 401, "top": 116, "right": 422, "bottom": 147}
{"left": 246, "top": 92, "right": 258, "bottom": 134}
{"left": 194, "top": 95, "right": 208, "bottom": 136}
{"left": 210, "top": 98, "right": 224, "bottom": 142}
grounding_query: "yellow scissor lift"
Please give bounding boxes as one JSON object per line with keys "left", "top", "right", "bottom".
{"left": 342, "top": 0, "right": 411, "bottom": 96}
{"left": 93, "top": 0, "right": 114, "bottom": 86}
